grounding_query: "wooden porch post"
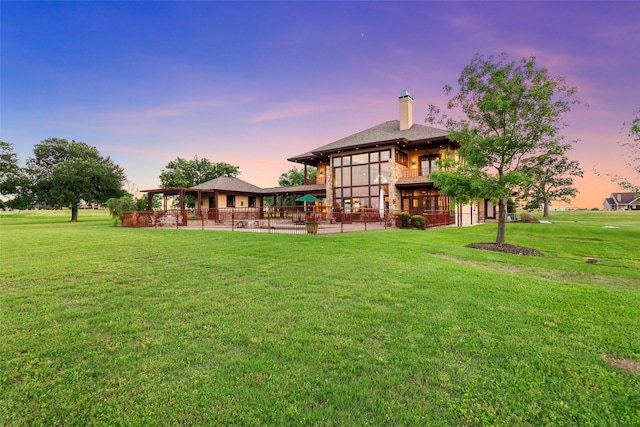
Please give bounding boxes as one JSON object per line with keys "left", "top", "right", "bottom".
{"left": 180, "top": 189, "right": 187, "bottom": 226}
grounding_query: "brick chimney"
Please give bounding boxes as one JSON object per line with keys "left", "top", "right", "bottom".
{"left": 399, "top": 90, "right": 413, "bottom": 131}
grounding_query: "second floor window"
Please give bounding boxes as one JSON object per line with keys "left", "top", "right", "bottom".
{"left": 395, "top": 150, "right": 408, "bottom": 166}
{"left": 420, "top": 155, "right": 439, "bottom": 176}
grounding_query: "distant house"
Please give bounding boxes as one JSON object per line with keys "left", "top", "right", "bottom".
{"left": 603, "top": 192, "right": 640, "bottom": 211}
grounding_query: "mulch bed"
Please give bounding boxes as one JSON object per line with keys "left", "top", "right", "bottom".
{"left": 466, "top": 242, "right": 543, "bottom": 256}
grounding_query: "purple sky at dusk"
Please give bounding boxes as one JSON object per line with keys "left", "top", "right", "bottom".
{"left": 2, "top": 1, "right": 639, "bottom": 209}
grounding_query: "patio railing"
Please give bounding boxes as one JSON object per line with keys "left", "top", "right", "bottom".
{"left": 121, "top": 206, "right": 456, "bottom": 233}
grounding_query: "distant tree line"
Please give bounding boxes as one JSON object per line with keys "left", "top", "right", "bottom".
{"left": 0, "top": 138, "right": 126, "bottom": 221}
{"left": 0, "top": 140, "right": 243, "bottom": 221}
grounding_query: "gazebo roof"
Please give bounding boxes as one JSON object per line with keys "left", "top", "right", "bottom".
{"left": 191, "top": 176, "right": 264, "bottom": 194}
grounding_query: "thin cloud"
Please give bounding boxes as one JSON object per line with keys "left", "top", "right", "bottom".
{"left": 105, "top": 98, "right": 234, "bottom": 123}
{"left": 595, "top": 21, "right": 640, "bottom": 47}
{"left": 99, "top": 144, "right": 183, "bottom": 158}
{"left": 251, "top": 102, "right": 340, "bottom": 122}
{"left": 108, "top": 108, "right": 185, "bottom": 121}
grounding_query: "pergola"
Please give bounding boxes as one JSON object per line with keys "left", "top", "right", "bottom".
{"left": 141, "top": 187, "right": 205, "bottom": 213}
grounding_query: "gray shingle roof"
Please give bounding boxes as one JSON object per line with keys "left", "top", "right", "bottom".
{"left": 610, "top": 192, "right": 638, "bottom": 204}
{"left": 288, "top": 120, "right": 449, "bottom": 162}
{"left": 287, "top": 150, "right": 317, "bottom": 163}
{"left": 191, "top": 176, "right": 264, "bottom": 194}
{"left": 260, "top": 183, "right": 325, "bottom": 194}
{"left": 190, "top": 176, "right": 324, "bottom": 196}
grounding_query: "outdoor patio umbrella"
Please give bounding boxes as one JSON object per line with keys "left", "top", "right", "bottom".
{"left": 296, "top": 194, "right": 320, "bottom": 219}
{"left": 296, "top": 194, "right": 320, "bottom": 203}
{"left": 379, "top": 188, "right": 385, "bottom": 218}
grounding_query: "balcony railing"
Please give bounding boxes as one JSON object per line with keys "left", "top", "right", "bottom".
{"left": 401, "top": 169, "right": 436, "bottom": 179}
{"left": 304, "top": 177, "right": 325, "bottom": 185}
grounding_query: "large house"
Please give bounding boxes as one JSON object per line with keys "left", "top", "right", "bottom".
{"left": 603, "top": 192, "right": 640, "bottom": 211}
{"left": 141, "top": 91, "right": 490, "bottom": 227}
{"left": 285, "top": 91, "right": 492, "bottom": 224}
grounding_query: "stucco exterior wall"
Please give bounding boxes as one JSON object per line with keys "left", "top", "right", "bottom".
{"left": 454, "top": 203, "right": 482, "bottom": 226}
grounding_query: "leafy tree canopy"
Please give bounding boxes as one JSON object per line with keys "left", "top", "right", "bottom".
{"left": 428, "top": 53, "right": 580, "bottom": 244}
{"left": 106, "top": 192, "right": 160, "bottom": 224}
{"left": 278, "top": 166, "right": 316, "bottom": 187}
{"left": 159, "top": 156, "right": 240, "bottom": 209}
{"left": 159, "top": 156, "right": 240, "bottom": 189}
{"left": 611, "top": 109, "right": 640, "bottom": 193}
{"left": 0, "top": 140, "right": 31, "bottom": 209}
{"left": 0, "top": 140, "right": 21, "bottom": 184}
{"left": 519, "top": 143, "right": 583, "bottom": 217}
{"left": 27, "top": 138, "right": 126, "bottom": 221}
{"left": 106, "top": 193, "right": 137, "bottom": 226}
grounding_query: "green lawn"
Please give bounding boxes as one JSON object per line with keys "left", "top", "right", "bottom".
{"left": 1, "top": 210, "right": 639, "bottom": 426}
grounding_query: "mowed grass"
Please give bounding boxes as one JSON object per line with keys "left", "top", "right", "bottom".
{"left": 1, "top": 210, "right": 639, "bottom": 426}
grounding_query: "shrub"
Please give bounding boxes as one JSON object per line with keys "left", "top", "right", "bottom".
{"left": 401, "top": 212, "right": 411, "bottom": 228}
{"left": 106, "top": 195, "right": 136, "bottom": 226}
{"left": 520, "top": 212, "right": 539, "bottom": 223}
{"left": 411, "top": 215, "right": 425, "bottom": 230}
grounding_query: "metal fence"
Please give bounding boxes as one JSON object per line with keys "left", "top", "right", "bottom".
{"left": 121, "top": 206, "right": 455, "bottom": 234}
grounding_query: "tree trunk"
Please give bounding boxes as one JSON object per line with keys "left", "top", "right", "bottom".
{"left": 71, "top": 206, "right": 79, "bottom": 222}
{"left": 543, "top": 198, "right": 550, "bottom": 218}
{"left": 496, "top": 198, "right": 507, "bottom": 245}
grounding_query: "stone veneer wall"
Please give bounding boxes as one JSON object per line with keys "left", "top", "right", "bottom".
{"left": 388, "top": 147, "right": 403, "bottom": 213}
{"left": 325, "top": 162, "right": 334, "bottom": 213}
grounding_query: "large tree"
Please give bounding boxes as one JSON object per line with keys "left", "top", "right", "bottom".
{"left": 611, "top": 109, "right": 640, "bottom": 193}
{"left": 159, "top": 156, "right": 240, "bottom": 208}
{"left": 160, "top": 156, "right": 240, "bottom": 188}
{"left": 0, "top": 140, "right": 20, "bottom": 183}
{"left": 519, "top": 143, "right": 583, "bottom": 217}
{"left": 0, "top": 140, "right": 26, "bottom": 208}
{"left": 27, "top": 138, "right": 126, "bottom": 221}
{"left": 428, "top": 53, "right": 580, "bottom": 244}
{"left": 278, "top": 166, "right": 316, "bottom": 187}
{"left": 275, "top": 166, "right": 317, "bottom": 206}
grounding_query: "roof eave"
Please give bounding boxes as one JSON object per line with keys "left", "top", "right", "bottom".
{"left": 310, "top": 136, "right": 457, "bottom": 157}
